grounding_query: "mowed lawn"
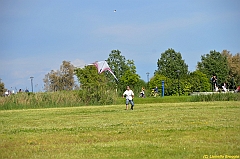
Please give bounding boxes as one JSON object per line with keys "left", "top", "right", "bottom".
{"left": 0, "top": 101, "right": 239, "bottom": 159}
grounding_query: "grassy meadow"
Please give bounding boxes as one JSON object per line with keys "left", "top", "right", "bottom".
{"left": 0, "top": 101, "right": 239, "bottom": 159}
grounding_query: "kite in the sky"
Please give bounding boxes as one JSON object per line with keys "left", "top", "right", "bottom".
{"left": 89, "top": 61, "right": 118, "bottom": 82}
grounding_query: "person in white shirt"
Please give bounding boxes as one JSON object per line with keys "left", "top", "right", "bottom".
{"left": 122, "top": 86, "right": 134, "bottom": 110}
{"left": 222, "top": 82, "right": 227, "bottom": 92}
{"left": 4, "top": 90, "right": 9, "bottom": 97}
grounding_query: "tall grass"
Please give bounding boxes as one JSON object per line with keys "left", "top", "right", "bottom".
{"left": 0, "top": 91, "right": 83, "bottom": 110}
{"left": 1, "top": 91, "right": 239, "bottom": 110}
{"left": 190, "top": 92, "right": 240, "bottom": 102}
{"left": 0, "top": 89, "right": 120, "bottom": 110}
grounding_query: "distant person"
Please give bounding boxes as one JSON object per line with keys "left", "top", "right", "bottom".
{"left": 154, "top": 86, "right": 158, "bottom": 97}
{"left": 25, "top": 89, "right": 29, "bottom": 93}
{"left": 122, "top": 86, "right": 134, "bottom": 110}
{"left": 19, "top": 89, "right": 22, "bottom": 93}
{"left": 4, "top": 90, "right": 9, "bottom": 97}
{"left": 235, "top": 86, "right": 240, "bottom": 93}
{"left": 140, "top": 87, "right": 145, "bottom": 98}
{"left": 215, "top": 84, "right": 219, "bottom": 92}
{"left": 222, "top": 82, "right": 227, "bottom": 92}
{"left": 211, "top": 75, "right": 217, "bottom": 91}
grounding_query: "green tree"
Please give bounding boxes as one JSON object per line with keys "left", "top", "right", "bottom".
{"left": 222, "top": 50, "right": 240, "bottom": 88}
{"left": 189, "top": 70, "right": 211, "bottom": 92}
{"left": 135, "top": 79, "right": 147, "bottom": 96}
{"left": 106, "top": 50, "right": 141, "bottom": 94}
{"left": 156, "top": 48, "right": 188, "bottom": 79}
{"left": 197, "top": 50, "right": 229, "bottom": 86}
{"left": 231, "top": 53, "right": 240, "bottom": 86}
{"left": 43, "top": 61, "right": 75, "bottom": 92}
{"left": 106, "top": 50, "right": 129, "bottom": 81}
{"left": 75, "top": 65, "right": 117, "bottom": 105}
{"left": 0, "top": 80, "right": 6, "bottom": 96}
{"left": 149, "top": 73, "right": 172, "bottom": 96}
{"left": 120, "top": 60, "right": 140, "bottom": 90}
{"left": 75, "top": 65, "right": 107, "bottom": 87}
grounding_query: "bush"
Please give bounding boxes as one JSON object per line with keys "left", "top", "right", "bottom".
{"left": 77, "top": 87, "right": 118, "bottom": 105}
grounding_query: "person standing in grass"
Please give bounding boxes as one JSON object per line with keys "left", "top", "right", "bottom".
{"left": 154, "top": 86, "right": 158, "bottom": 97}
{"left": 122, "top": 86, "right": 134, "bottom": 110}
{"left": 140, "top": 87, "right": 145, "bottom": 98}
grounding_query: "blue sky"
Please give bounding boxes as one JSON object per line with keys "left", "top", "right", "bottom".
{"left": 0, "top": 0, "right": 239, "bottom": 92}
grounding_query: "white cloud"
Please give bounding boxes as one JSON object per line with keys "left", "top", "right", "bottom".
{"left": 71, "top": 59, "right": 87, "bottom": 68}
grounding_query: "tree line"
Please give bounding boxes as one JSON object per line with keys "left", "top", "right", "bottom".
{"left": 1, "top": 48, "right": 239, "bottom": 98}
{"left": 151, "top": 49, "right": 240, "bottom": 95}
{"left": 41, "top": 48, "right": 239, "bottom": 97}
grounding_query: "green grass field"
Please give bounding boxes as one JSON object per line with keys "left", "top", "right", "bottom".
{"left": 0, "top": 101, "right": 239, "bottom": 159}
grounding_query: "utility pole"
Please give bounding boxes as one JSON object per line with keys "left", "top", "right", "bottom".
{"left": 146, "top": 72, "right": 150, "bottom": 83}
{"left": 30, "top": 77, "right": 34, "bottom": 92}
{"left": 176, "top": 70, "right": 180, "bottom": 96}
{"left": 146, "top": 72, "right": 150, "bottom": 89}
